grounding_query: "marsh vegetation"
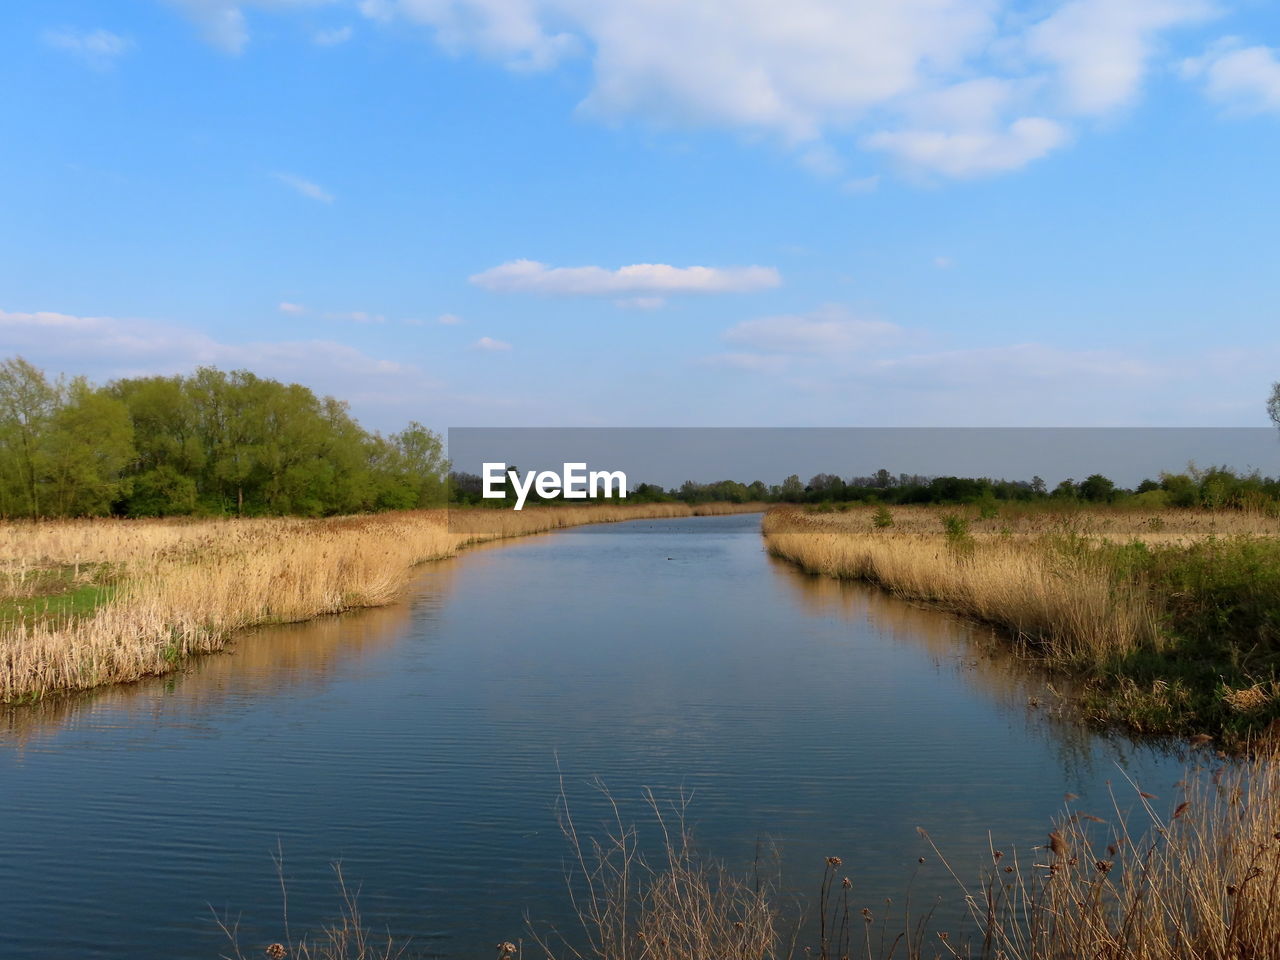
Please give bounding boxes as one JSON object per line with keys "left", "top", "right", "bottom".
{"left": 0, "top": 502, "right": 761, "bottom": 702}
{"left": 764, "top": 504, "right": 1280, "bottom": 742}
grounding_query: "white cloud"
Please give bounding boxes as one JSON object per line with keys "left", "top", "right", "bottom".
{"left": 43, "top": 29, "right": 133, "bottom": 68}
{"left": 278, "top": 301, "right": 306, "bottom": 314}
{"left": 863, "top": 117, "right": 1069, "bottom": 178}
{"left": 358, "top": 0, "right": 578, "bottom": 70}
{"left": 273, "top": 171, "right": 335, "bottom": 203}
{"left": 722, "top": 306, "right": 903, "bottom": 355}
{"left": 0, "top": 307, "right": 421, "bottom": 387}
{"left": 165, "top": 0, "right": 334, "bottom": 54}
{"left": 1182, "top": 39, "right": 1280, "bottom": 114}
{"left": 151, "top": 0, "right": 1226, "bottom": 180}
{"left": 1026, "top": 0, "right": 1215, "bottom": 115}
{"left": 615, "top": 296, "right": 666, "bottom": 310}
{"left": 325, "top": 310, "right": 385, "bottom": 323}
{"left": 473, "top": 335, "right": 512, "bottom": 350}
{"left": 437, "top": 312, "right": 463, "bottom": 324}
{"left": 702, "top": 304, "right": 1188, "bottom": 423}
{"left": 335, "top": 0, "right": 1217, "bottom": 180}
{"left": 470, "top": 259, "right": 781, "bottom": 295}
{"left": 703, "top": 352, "right": 793, "bottom": 375}
{"left": 878, "top": 342, "right": 1155, "bottom": 385}
{"left": 841, "top": 175, "right": 881, "bottom": 195}
{"left": 313, "top": 25, "right": 353, "bottom": 45}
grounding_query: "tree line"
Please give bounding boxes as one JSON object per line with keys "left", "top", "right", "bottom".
{"left": 0, "top": 357, "right": 446, "bottom": 518}
{"left": 6, "top": 354, "right": 1277, "bottom": 518}
{"left": 627, "top": 466, "right": 1280, "bottom": 510}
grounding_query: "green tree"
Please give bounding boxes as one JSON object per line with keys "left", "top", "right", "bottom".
{"left": 44, "top": 379, "right": 135, "bottom": 516}
{"left": 391, "top": 421, "right": 447, "bottom": 507}
{"left": 0, "top": 357, "right": 59, "bottom": 517}
{"left": 1078, "top": 473, "right": 1116, "bottom": 503}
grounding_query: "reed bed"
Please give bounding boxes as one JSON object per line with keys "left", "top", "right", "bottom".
{"left": 762, "top": 506, "right": 1165, "bottom": 668}
{"left": 0, "top": 502, "right": 762, "bottom": 703}
{"left": 763, "top": 504, "right": 1280, "bottom": 739}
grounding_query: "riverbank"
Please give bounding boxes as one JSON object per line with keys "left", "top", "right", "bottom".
{"left": 0, "top": 502, "right": 762, "bottom": 703}
{"left": 764, "top": 504, "right": 1280, "bottom": 744}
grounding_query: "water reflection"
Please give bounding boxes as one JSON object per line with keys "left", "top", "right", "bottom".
{"left": 0, "top": 515, "right": 1191, "bottom": 960}
{"left": 766, "top": 558, "right": 1178, "bottom": 787}
{"left": 2, "top": 582, "right": 435, "bottom": 750}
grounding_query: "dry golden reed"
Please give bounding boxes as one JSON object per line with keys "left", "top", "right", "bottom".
{"left": 914, "top": 751, "right": 1280, "bottom": 960}
{"left": 1, "top": 502, "right": 761, "bottom": 703}
{"left": 762, "top": 505, "right": 1170, "bottom": 666}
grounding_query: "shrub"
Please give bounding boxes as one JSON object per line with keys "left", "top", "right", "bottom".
{"left": 941, "top": 513, "right": 974, "bottom": 556}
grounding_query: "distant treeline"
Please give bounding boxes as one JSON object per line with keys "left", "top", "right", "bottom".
{"left": 0, "top": 357, "right": 446, "bottom": 518}
{"left": 7, "top": 356, "right": 1276, "bottom": 518}
{"left": 618, "top": 467, "right": 1280, "bottom": 510}
{"left": 452, "top": 467, "right": 1280, "bottom": 511}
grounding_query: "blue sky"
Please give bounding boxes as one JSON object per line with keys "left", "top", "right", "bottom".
{"left": 2, "top": 0, "right": 1279, "bottom": 432}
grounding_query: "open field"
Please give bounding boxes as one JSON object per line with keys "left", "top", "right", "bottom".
{"left": 764, "top": 504, "right": 1280, "bottom": 742}
{"left": 0, "top": 502, "right": 761, "bottom": 703}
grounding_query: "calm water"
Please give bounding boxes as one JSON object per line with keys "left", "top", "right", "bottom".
{"left": 1, "top": 514, "right": 1189, "bottom": 958}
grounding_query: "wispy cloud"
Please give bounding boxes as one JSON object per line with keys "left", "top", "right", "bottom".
{"left": 340, "top": 0, "right": 1213, "bottom": 181}
{"left": 437, "top": 313, "right": 463, "bottom": 324}
{"left": 0, "top": 306, "right": 425, "bottom": 391}
{"left": 325, "top": 310, "right": 384, "bottom": 323}
{"left": 278, "top": 301, "right": 307, "bottom": 314}
{"left": 473, "top": 336, "right": 512, "bottom": 351}
{"left": 314, "top": 25, "right": 353, "bottom": 46}
{"left": 273, "top": 172, "right": 335, "bottom": 204}
{"left": 722, "top": 306, "right": 903, "bottom": 355}
{"left": 863, "top": 118, "right": 1070, "bottom": 179}
{"left": 470, "top": 260, "right": 781, "bottom": 295}
{"left": 43, "top": 28, "right": 133, "bottom": 68}
{"left": 165, "top": 1, "right": 333, "bottom": 55}
{"left": 615, "top": 297, "right": 667, "bottom": 310}
{"left": 841, "top": 175, "right": 880, "bottom": 195}
{"left": 1183, "top": 38, "right": 1280, "bottom": 114}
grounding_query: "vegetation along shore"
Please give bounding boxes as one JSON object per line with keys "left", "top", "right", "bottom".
{"left": 0, "top": 502, "right": 760, "bottom": 704}
{"left": 765, "top": 501, "right": 1280, "bottom": 745}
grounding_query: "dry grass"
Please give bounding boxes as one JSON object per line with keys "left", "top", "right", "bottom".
{"left": 213, "top": 752, "right": 1280, "bottom": 960}
{"left": 217, "top": 851, "right": 406, "bottom": 960}
{"left": 532, "top": 779, "right": 781, "bottom": 960}
{"left": 0, "top": 502, "right": 762, "bottom": 703}
{"left": 533, "top": 754, "right": 1280, "bottom": 960}
{"left": 783, "top": 503, "right": 1280, "bottom": 543}
{"left": 914, "top": 750, "right": 1280, "bottom": 960}
{"left": 764, "top": 504, "right": 1280, "bottom": 739}
{"left": 762, "top": 506, "right": 1167, "bottom": 667}
{"left": 216, "top": 754, "right": 1280, "bottom": 960}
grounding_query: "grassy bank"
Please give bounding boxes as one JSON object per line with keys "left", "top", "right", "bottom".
{"left": 0, "top": 502, "right": 761, "bottom": 703}
{"left": 763, "top": 505, "right": 1280, "bottom": 743}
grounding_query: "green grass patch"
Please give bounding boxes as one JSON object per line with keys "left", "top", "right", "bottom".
{"left": 1075, "top": 536, "right": 1280, "bottom": 745}
{"left": 0, "top": 563, "right": 119, "bottom": 629}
